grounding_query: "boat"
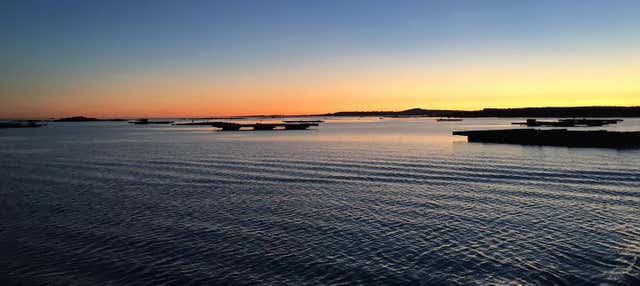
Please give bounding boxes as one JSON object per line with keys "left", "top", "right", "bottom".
{"left": 453, "top": 129, "right": 640, "bottom": 148}
{"left": 437, "top": 118, "right": 463, "bottom": 122}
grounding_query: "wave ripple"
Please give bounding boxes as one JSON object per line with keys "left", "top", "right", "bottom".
{"left": 2, "top": 120, "right": 640, "bottom": 285}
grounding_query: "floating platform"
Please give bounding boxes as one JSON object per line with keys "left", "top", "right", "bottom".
{"left": 129, "top": 119, "right": 174, "bottom": 125}
{"left": 283, "top": 120, "right": 324, "bottom": 123}
{"left": 174, "top": 121, "right": 218, "bottom": 126}
{"left": 453, "top": 129, "right": 640, "bottom": 148}
{"left": 512, "top": 118, "right": 623, "bottom": 127}
{"left": 0, "top": 121, "right": 46, "bottom": 128}
{"left": 194, "top": 117, "right": 246, "bottom": 120}
{"left": 210, "top": 122, "right": 318, "bottom": 131}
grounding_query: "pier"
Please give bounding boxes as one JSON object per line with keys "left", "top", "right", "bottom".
{"left": 453, "top": 129, "right": 640, "bottom": 148}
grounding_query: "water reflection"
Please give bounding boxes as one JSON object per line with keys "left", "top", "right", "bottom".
{"left": 1, "top": 118, "right": 639, "bottom": 285}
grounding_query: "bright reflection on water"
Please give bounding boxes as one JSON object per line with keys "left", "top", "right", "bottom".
{"left": 1, "top": 118, "right": 639, "bottom": 285}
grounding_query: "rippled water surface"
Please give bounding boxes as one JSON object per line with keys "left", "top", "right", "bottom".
{"left": 1, "top": 118, "right": 639, "bottom": 285}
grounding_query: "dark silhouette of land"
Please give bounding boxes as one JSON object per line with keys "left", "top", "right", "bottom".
{"left": 11, "top": 106, "right": 639, "bottom": 122}
{"left": 54, "top": 116, "right": 128, "bottom": 122}
{"left": 453, "top": 129, "right": 640, "bottom": 148}
{"left": 327, "top": 106, "right": 640, "bottom": 118}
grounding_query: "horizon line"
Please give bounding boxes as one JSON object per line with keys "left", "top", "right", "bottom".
{"left": 3, "top": 105, "right": 640, "bottom": 120}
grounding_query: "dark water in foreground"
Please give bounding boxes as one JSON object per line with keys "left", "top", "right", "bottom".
{"left": 1, "top": 118, "right": 639, "bottom": 285}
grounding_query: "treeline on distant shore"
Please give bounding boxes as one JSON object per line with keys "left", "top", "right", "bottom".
{"left": 18, "top": 106, "right": 640, "bottom": 121}
{"left": 328, "top": 106, "right": 640, "bottom": 118}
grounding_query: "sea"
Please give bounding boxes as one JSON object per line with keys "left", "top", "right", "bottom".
{"left": 1, "top": 117, "right": 639, "bottom": 285}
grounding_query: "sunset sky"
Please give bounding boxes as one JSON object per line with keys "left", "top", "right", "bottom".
{"left": 1, "top": 0, "right": 639, "bottom": 118}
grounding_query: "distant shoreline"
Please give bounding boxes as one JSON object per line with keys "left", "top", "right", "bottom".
{"left": 244, "top": 106, "right": 640, "bottom": 119}
{"left": 4, "top": 106, "right": 640, "bottom": 121}
{"left": 324, "top": 106, "right": 640, "bottom": 118}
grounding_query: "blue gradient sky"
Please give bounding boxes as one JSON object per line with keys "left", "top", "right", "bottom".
{"left": 1, "top": 0, "right": 639, "bottom": 117}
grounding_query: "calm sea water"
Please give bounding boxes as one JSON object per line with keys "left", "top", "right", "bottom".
{"left": 1, "top": 118, "right": 639, "bottom": 285}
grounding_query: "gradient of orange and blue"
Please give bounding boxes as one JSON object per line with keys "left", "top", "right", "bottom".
{"left": 1, "top": 0, "right": 639, "bottom": 118}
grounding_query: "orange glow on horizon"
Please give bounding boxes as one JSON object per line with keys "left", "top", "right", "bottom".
{"left": 2, "top": 58, "right": 639, "bottom": 119}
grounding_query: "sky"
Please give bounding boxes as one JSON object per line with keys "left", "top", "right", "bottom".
{"left": 1, "top": 0, "right": 639, "bottom": 118}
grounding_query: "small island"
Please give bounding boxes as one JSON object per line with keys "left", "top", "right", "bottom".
{"left": 54, "top": 116, "right": 128, "bottom": 122}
